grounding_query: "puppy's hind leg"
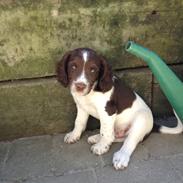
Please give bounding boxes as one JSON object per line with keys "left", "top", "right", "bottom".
{"left": 113, "top": 110, "right": 153, "bottom": 170}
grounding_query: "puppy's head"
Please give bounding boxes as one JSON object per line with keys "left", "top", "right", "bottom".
{"left": 56, "top": 48, "right": 113, "bottom": 96}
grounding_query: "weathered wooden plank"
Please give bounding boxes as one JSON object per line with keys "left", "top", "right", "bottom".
{"left": 0, "top": 0, "right": 183, "bottom": 80}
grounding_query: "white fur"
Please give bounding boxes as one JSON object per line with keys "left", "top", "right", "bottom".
{"left": 75, "top": 71, "right": 88, "bottom": 85}
{"left": 82, "top": 51, "right": 88, "bottom": 62}
{"left": 72, "top": 52, "right": 90, "bottom": 95}
{"left": 72, "top": 67, "right": 89, "bottom": 95}
{"left": 65, "top": 86, "right": 154, "bottom": 169}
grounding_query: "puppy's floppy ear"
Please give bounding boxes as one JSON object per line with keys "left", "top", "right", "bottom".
{"left": 56, "top": 51, "right": 71, "bottom": 87}
{"left": 96, "top": 56, "right": 113, "bottom": 92}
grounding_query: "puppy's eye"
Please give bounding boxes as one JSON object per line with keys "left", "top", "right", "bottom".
{"left": 90, "top": 67, "right": 97, "bottom": 73}
{"left": 91, "top": 68, "right": 95, "bottom": 73}
{"left": 71, "top": 65, "right": 77, "bottom": 70}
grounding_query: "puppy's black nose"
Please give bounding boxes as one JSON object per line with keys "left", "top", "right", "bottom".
{"left": 75, "top": 82, "right": 87, "bottom": 91}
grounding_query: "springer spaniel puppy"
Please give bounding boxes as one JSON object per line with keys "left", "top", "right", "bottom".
{"left": 56, "top": 48, "right": 183, "bottom": 170}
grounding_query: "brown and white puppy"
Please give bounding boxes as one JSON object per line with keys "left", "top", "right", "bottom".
{"left": 57, "top": 48, "right": 183, "bottom": 170}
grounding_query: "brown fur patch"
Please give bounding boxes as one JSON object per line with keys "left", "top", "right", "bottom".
{"left": 94, "top": 56, "right": 113, "bottom": 93}
{"left": 105, "top": 77, "right": 136, "bottom": 116}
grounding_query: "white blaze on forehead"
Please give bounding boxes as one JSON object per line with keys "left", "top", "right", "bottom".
{"left": 82, "top": 51, "right": 88, "bottom": 62}
{"left": 74, "top": 50, "right": 89, "bottom": 85}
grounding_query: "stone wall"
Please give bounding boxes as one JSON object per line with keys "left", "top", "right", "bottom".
{"left": 0, "top": 0, "right": 183, "bottom": 140}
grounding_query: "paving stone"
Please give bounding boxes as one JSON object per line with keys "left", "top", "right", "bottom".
{"left": 143, "top": 133, "right": 183, "bottom": 158}
{"left": 0, "top": 136, "right": 54, "bottom": 181}
{"left": 170, "top": 155, "right": 183, "bottom": 181}
{"left": 51, "top": 134, "right": 103, "bottom": 175}
{"left": 96, "top": 158, "right": 182, "bottom": 183}
{"left": 0, "top": 142, "right": 10, "bottom": 173}
{"left": 0, "top": 181, "right": 12, "bottom": 183}
{"left": 25, "top": 169, "right": 96, "bottom": 183}
{"left": 0, "top": 128, "right": 183, "bottom": 183}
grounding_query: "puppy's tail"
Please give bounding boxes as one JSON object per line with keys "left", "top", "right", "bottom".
{"left": 153, "top": 111, "right": 183, "bottom": 134}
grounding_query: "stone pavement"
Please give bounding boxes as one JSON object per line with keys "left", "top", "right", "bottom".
{"left": 0, "top": 123, "right": 183, "bottom": 183}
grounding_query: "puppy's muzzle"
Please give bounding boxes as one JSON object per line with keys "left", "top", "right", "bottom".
{"left": 75, "top": 82, "right": 87, "bottom": 92}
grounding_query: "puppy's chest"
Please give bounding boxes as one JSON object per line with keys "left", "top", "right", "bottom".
{"left": 73, "top": 95, "right": 101, "bottom": 119}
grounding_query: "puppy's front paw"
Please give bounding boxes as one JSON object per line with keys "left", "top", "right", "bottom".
{"left": 113, "top": 150, "right": 130, "bottom": 170}
{"left": 87, "top": 134, "right": 100, "bottom": 145}
{"left": 91, "top": 142, "right": 110, "bottom": 155}
{"left": 64, "top": 131, "right": 80, "bottom": 144}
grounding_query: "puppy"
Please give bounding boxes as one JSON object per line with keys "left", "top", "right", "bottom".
{"left": 56, "top": 48, "right": 183, "bottom": 170}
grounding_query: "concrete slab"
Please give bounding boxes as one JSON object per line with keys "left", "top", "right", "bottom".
{"left": 143, "top": 133, "right": 183, "bottom": 158}
{"left": 169, "top": 155, "right": 183, "bottom": 181}
{"left": 0, "top": 135, "right": 54, "bottom": 181}
{"left": 0, "top": 127, "right": 183, "bottom": 183}
{"left": 51, "top": 133, "right": 103, "bottom": 176}
{"left": 96, "top": 159, "right": 182, "bottom": 183}
{"left": 25, "top": 169, "right": 96, "bottom": 183}
{"left": 0, "top": 142, "right": 10, "bottom": 175}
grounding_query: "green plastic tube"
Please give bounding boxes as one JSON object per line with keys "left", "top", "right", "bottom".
{"left": 125, "top": 41, "right": 183, "bottom": 122}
